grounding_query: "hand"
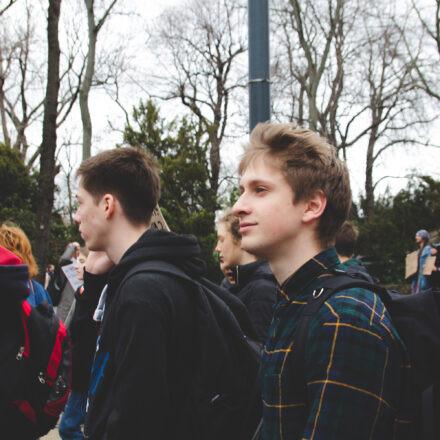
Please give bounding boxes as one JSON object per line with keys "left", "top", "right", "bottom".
{"left": 85, "top": 251, "right": 114, "bottom": 274}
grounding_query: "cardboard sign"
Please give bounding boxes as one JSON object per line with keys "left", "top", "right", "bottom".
{"left": 150, "top": 206, "right": 170, "bottom": 231}
{"left": 405, "top": 251, "right": 418, "bottom": 279}
{"left": 423, "top": 256, "right": 437, "bottom": 275}
{"left": 61, "top": 263, "right": 83, "bottom": 291}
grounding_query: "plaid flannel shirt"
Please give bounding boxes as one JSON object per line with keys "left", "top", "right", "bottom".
{"left": 261, "top": 247, "right": 412, "bottom": 440}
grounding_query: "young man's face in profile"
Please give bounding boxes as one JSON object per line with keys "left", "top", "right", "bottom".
{"left": 233, "top": 156, "right": 307, "bottom": 260}
{"left": 215, "top": 222, "right": 242, "bottom": 269}
{"left": 74, "top": 183, "right": 109, "bottom": 252}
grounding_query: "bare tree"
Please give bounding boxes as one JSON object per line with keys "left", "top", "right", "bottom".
{"left": 399, "top": 0, "right": 440, "bottom": 102}
{"left": 34, "top": 0, "right": 62, "bottom": 278}
{"left": 80, "top": 0, "right": 118, "bottom": 159}
{"left": 0, "top": 5, "right": 46, "bottom": 161}
{"left": 271, "top": 0, "right": 430, "bottom": 217}
{"left": 271, "top": 0, "right": 360, "bottom": 151}
{"left": 0, "top": 0, "right": 18, "bottom": 16}
{"left": 0, "top": 1, "right": 85, "bottom": 168}
{"left": 151, "top": 0, "right": 247, "bottom": 202}
{"left": 359, "top": 9, "right": 430, "bottom": 217}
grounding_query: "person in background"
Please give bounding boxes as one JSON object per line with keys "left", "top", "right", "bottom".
{"left": 44, "top": 264, "right": 56, "bottom": 289}
{"left": 57, "top": 242, "right": 81, "bottom": 321}
{"left": 0, "top": 222, "right": 53, "bottom": 308}
{"left": 59, "top": 246, "right": 100, "bottom": 440}
{"left": 429, "top": 243, "right": 440, "bottom": 289}
{"left": 334, "top": 221, "right": 360, "bottom": 267}
{"left": 215, "top": 208, "right": 277, "bottom": 343}
{"left": 412, "top": 229, "right": 431, "bottom": 293}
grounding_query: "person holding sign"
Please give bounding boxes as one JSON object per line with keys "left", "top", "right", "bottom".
{"left": 412, "top": 229, "right": 431, "bottom": 293}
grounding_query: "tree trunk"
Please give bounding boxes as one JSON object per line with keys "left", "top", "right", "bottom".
{"left": 209, "top": 135, "right": 220, "bottom": 203}
{"left": 364, "top": 135, "right": 376, "bottom": 218}
{"left": 80, "top": 0, "right": 97, "bottom": 160}
{"left": 0, "top": 54, "right": 10, "bottom": 145}
{"left": 34, "top": 0, "right": 62, "bottom": 281}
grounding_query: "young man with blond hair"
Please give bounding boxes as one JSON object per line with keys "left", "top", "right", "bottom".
{"left": 233, "top": 123, "right": 411, "bottom": 439}
{"left": 215, "top": 208, "right": 277, "bottom": 342}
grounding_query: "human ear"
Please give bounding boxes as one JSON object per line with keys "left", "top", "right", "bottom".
{"left": 103, "top": 194, "right": 116, "bottom": 220}
{"left": 303, "top": 190, "right": 327, "bottom": 223}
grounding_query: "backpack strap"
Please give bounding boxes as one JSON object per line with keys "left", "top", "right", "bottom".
{"left": 122, "top": 260, "right": 194, "bottom": 286}
{"left": 291, "top": 270, "right": 391, "bottom": 404}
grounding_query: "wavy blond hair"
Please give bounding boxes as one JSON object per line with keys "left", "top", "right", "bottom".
{"left": 0, "top": 222, "right": 38, "bottom": 277}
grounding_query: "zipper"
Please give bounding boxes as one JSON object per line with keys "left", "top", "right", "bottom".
{"left": 16, "top": 346, "right": 25, "bottom": 360}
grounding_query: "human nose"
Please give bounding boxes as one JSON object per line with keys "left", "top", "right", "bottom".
{"left": 232, "top": 193, "right": 249, "bottom": 217}
{"left": 73, "top": 209, "right": 80, "bottom": 224}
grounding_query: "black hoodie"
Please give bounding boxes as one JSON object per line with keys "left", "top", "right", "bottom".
{"left": 231, "top": 260, "right": 278, "bottom": 343}
{"left": 84, "top": 229, "right": 205, "bottom": 440}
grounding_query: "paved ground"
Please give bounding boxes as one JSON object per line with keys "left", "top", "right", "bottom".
{"left": 41, "top": 426, "right": 61, "bottom": 439}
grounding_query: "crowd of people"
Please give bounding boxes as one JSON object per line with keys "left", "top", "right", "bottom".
{"left": 1, "top": 122, "right": 438, "bottom": 439}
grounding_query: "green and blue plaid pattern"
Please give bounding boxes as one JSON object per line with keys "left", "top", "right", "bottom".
{"left": 261, "top": 247, "right": 412, "bottom": 439}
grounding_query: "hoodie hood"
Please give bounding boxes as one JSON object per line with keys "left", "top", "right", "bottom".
{"left": 0, "top": 245, "right": 30, "bottom": 303}
{"left": 107, "top": 229, "right": 205, "bottom": 292}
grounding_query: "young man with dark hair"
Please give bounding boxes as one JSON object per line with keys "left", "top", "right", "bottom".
{"left": 233, "top": 123, "right": 411, "bottom": 439}
{"left": 334, "top": 221, "right": 359, "bottom": 264}
{"left": 74, "top": 147, "right": 205, "bottom": 439}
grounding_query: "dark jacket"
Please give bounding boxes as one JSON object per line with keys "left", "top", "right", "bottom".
{"left": 0, "top": 246, "right": 36, "bottom": 438}
{"left": 231, "top": 260, "right": 277, "bottom": 343}
{"left": 84, "top": 229, "right": 205, "bottom": 440}
{"left": 70, "top": 271, "right": 106, "bottom": 392}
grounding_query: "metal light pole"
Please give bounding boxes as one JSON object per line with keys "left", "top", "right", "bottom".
{"left": 248, "top": 0, "right": 270, "bottom": 132}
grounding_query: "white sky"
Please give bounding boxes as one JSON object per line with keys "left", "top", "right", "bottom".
{"left": 5, "top": 0, "right": 440, "bottom": 208}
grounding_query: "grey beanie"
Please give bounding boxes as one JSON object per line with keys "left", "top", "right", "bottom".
{"left": 416, "top": 229, "right": 430, "bottom": 242}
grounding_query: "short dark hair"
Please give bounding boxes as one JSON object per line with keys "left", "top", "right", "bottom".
{"left": 76, "top": 147, "right": 161, "bottom": 225}
{"left": 335, "top": 221, "right": 359, "bottom": 258}
{"left": 238, "top": 123, "right": 351, "bottom": 248}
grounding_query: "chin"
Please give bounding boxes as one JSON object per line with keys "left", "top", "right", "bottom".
{"left": 242, "top": 241, "right": 265, "bottom": 259}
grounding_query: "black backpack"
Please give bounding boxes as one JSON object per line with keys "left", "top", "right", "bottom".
{"left": 291, "top": 268, "right": 440, "bottom": 440}
{"left": 1, "top": 299, "right": 72, "bottom": 438}
{"left": 123, "top": 260, "right": 263, "bottom": 440}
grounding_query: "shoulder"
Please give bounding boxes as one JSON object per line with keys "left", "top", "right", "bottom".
{"left": 242, "top": 276, "right": 277, "bottom": 299}
{"left": 31, "top": 280, "right": 45, "bottom": 293}
{"left": 312, "top": 287, "right": 399, "bottom": 346}
{"left": 31, "top": 280, "right": 52, "bottom": 303}
{"left": 422, "top": 246, "right": 431, "bottom": 257}
{"left": 117, "top": 269, "right": 193, "bottom": 308}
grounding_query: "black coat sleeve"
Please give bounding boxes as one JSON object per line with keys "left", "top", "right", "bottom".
{"left": 70, "top": 271, "right": 107, "bottom": 391}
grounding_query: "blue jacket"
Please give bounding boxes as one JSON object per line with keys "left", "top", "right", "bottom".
{"left": 412, "top": 245, "right": 431, "bottom": 293}
{"left": 27, "top": 279, "right": 54, "bottom": 307}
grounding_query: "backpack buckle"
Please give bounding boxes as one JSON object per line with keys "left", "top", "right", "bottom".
{"left": 312, "top": 288, "right": 324, "bottom": 299}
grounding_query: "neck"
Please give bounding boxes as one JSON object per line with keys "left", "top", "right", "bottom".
{"left": 106, "top": 221, "right": 150, "bottom": 264}
{"left": 338, "top": 254, "right": 350, "bottom": 263}
{"left": 238, "top": 251, "right": 258, "bottom": 266}
{"left": 268, "top": 230, "right": 323, "bottom": 285}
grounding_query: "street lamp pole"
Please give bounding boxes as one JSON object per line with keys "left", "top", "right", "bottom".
{"left": 248, "top": 0, "right": 270, "bottom": 131}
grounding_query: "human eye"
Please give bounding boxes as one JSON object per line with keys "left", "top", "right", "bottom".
{"left": 255, "top": 186, "right": 267, "bottom": 194}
